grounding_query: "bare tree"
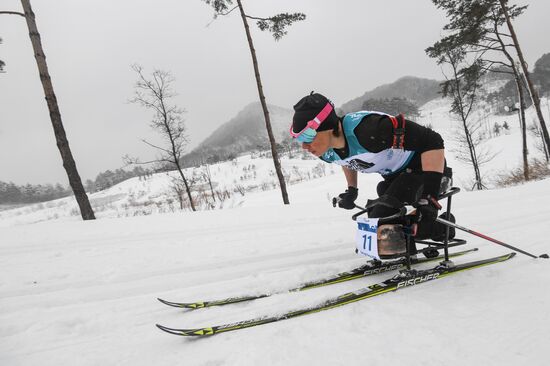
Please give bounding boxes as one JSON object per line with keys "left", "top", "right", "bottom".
{"left": 529, "top": 121, "right": 550, "bottom": 162}
{"left": 200, "top": 161, "right": 216, "bottom": 203}
{"left": 128, "top": 65, "right": 196, "bottom": 211}
{"left": 498, "top": 0, "right": 550, "bottom": 154}
{"left": 450, "top": 112, "right": 497, "bottom": 189}
{"left": 170, "top": 176, "right": 196, "bottom": 210}
{"left": 202, "top": 0, "right": 306, "bottom": 205}
{"left": 426, "top": 42, "right": 488, "bottom": 190}
{"left": 1, "top": 1, "right": 95, "bottom": 220}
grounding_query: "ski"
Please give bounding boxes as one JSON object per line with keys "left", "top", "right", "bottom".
{"left": 156, "top": 252, "right": 514, "bottom": 337}
{"left": 157, "top": 247, "right": 478, "bottom": 309}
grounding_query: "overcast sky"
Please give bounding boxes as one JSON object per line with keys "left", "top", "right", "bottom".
{"left": 1, "top": 0, "right": 549, "bottom": 185}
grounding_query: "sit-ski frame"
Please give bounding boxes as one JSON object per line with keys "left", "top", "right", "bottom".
{"left": 350, "top": 187, "right": 465, "bottom": 271}
{"left": 348, "top": 186, "right": 548, "bottom": 268}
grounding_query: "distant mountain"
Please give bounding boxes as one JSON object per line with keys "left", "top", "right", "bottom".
{"left": 183, "top": 77, "right": 443, "bottom": 166}
{"left": 339, "top": 76, "right": 442, "bottom": 114}
{"left": 183, "top": 102, "right": 293, "bottom": 165}
{"left": 183, "top": 68, "right": 548, "bottom": 166}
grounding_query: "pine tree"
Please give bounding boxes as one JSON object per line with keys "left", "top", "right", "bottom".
{"left": 0, "top": 1, "right": 95, "bottom": 218}
{"left": 429, "top": 0, "right": 532, "bottom": 180}
{"left": 498, "top": 0, "right": 550, "bottom": 156}
{"left": 202, "top": 0, "right": 306, "bottom": 205}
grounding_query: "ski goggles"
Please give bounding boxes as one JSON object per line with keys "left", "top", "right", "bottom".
{"left": 289, "top": 102, "right": 334, "bottom": 143}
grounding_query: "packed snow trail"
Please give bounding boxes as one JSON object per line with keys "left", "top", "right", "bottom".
{"left": 1, "top": 176, "right": 549, "bottom": 365}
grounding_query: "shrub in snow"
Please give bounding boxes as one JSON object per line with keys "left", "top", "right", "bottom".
{"left": 494, "top": 159, "right": 550, "bottom": 187}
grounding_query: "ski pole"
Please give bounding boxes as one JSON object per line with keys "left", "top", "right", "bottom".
{"left": 436, "top": 217, "right": 549, "bottom": 259}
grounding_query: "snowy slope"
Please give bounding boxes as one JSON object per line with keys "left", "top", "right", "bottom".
{"left": 0, "top": 155, "right": 336, "bottom": 227}
{"left": 1, "top": 170, "right": 550, "bottom": 365}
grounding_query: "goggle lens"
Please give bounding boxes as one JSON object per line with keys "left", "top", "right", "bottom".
{"left": 289, "top": 101, "right": 334, "bottom": 142}
{"left": 295, "top": 128, "right": 317, "bottom": 143}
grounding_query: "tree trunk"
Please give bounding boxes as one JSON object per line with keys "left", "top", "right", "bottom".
{"left": 499, "top": 0, "right": 550, "bottom": 153}
{"left": 493, "top": 21, "right": 529, "bottom": 179}
{"left": 464, "top": 121, "right": 483, "bottom": 190}
{"left": 495, "top": 29, "right": 529, "bottom": 180}
{"left": 542, "top": 127, "right": 550, "bottom": 162}
{"left": 236, "top": 0, "right": 290, "bottom": 205}
{"left": 516, "top": 76, "right": 529, "bottom": 180}
{"left": 204, "top": 164, "right": 216, "bottom": 202}
{"left": 175, "top": 163, "right": 195, "bottom": 211}
{"left": 20, "top": 0, "right": 95, "bottom": 220}
{"left": 168, "top": 128, "right": 194, "bottom": 211}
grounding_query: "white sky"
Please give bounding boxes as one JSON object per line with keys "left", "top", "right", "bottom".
{"left": 1, "top": 0, "right": 549, "bottom": 185}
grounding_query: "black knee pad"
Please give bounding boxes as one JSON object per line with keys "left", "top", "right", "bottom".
{"left": 376, "top": 180, "right": 391, "bottom": 197}
{"left": 367, "top": 194, "right": 403, "bottom": 219}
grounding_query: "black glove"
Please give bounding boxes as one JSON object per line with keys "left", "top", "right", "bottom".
{"left": 415, "top": 195, "right": 442, "bottom": 224}
{"left": 337, "top": 186, "right": 358, "bottom": 210}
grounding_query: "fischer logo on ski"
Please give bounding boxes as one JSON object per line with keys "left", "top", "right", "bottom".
{"left": 396, "top": 272, "right": 440, "bottom": 289}
{"left": 363, "top": 263, "right": 402, "bottom": 275}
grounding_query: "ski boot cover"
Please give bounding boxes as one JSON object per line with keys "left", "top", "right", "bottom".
{"left": 356, "top": 218, "right": 409, "bottom": 260}
{"left": 378, "top": 224, "right": 408, "bottom": 259}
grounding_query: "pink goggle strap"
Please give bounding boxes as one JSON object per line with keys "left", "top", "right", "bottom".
{"left": 289, "top": 102, "right": 334, "bottom": 138}
{"left": 309, "top": 102, "right": 333, "bottom": 129}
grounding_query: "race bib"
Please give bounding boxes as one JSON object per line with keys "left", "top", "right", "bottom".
{"left": 356, "top": 217, "right": 380, "bottom": 260}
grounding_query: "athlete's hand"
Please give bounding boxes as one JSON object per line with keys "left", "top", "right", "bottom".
{"left": 415, "top": 195, "right": 441, "bottom": 223}
{"left": 336, "top": 187, "right": 358, "bottom": 210}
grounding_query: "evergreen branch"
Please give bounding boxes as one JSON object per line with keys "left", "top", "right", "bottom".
{"left": 481, "top": 59, "right": 512, "bottom": 70}
{"left": 251, "top": 12, "right": 306, "bottom": 40}
{"left": 202, "top": 0, "right": 234, "bottom": 14}
{"left": 218, "top": 5, "right": 238, "bottom": 16}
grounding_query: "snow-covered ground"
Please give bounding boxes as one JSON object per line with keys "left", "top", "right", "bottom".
{"left": 1, "top": 172, "right": 549, "bottom": 366}
{"left": 1, "top": 97, "right": 550, "bottom": 365}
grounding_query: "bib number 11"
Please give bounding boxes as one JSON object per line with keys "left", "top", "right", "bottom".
{"left": 362, "top": 234, "right": 373, "bottom": 251}
{"left": 356, "top": 217, "right": 380, "bottom": 260}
